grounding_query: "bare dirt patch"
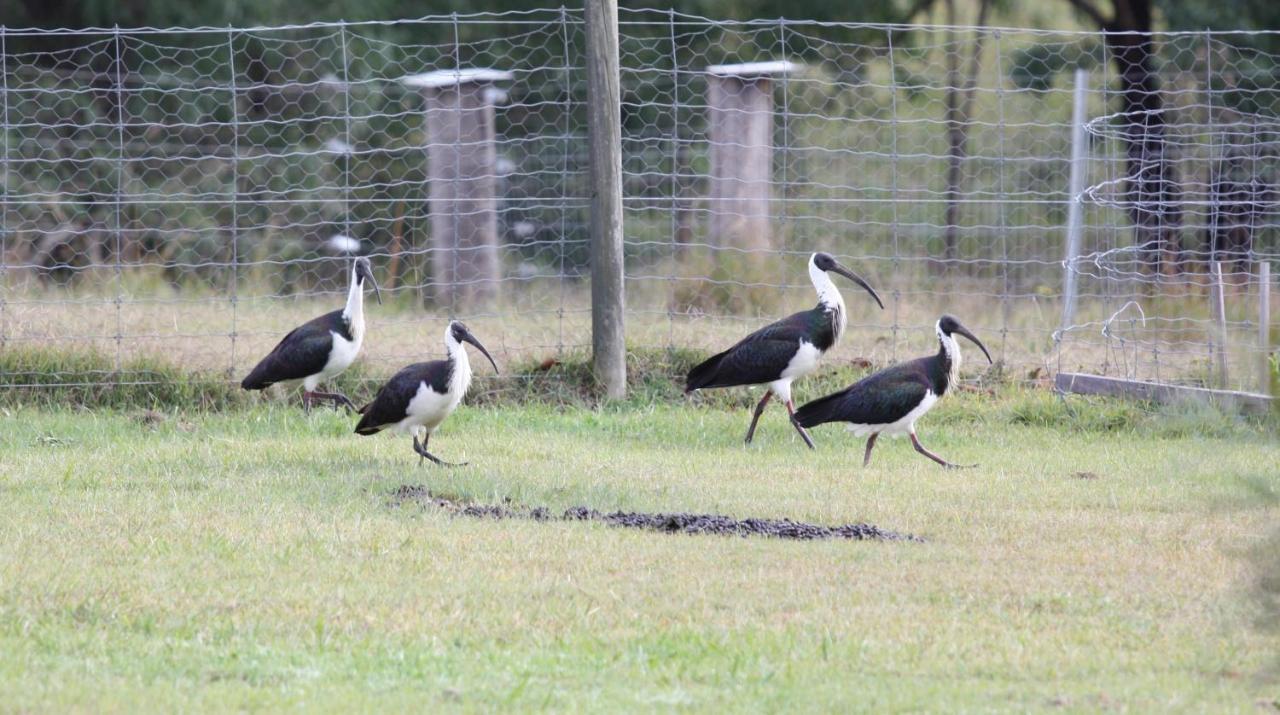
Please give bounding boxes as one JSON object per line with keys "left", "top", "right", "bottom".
{"left": 389, "top": 484, "right": 922, "bottom": 542}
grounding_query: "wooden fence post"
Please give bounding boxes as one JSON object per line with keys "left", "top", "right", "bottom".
{"left": 585, "top": 0, "right": 626, "bottom": 398}
{"left": 404, "top": 68, "right": 511, "bottom": 309}
{"left": 704, "top": 61, "right": 794, "bottom": 253}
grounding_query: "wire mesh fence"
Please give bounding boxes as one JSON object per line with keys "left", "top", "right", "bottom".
{"left": 0, "top": 9, "right": 1277, "bottom": 396}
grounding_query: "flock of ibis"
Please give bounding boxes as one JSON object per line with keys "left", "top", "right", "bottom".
{"left": 241, "top": 252, "right": 990, "bottom": 469}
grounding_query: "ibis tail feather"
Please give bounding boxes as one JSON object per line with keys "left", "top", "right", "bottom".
{"left": 684, "top": 349, "right": 730, "bottom": 393}
{"left": 353, "top": 412, "right": 383, "bottom": 436}
{"left": 240, "top": 358, "right": 278, "bottom": 391}
{"left": 792, "top": 390, "right": 846, "bottom": 428}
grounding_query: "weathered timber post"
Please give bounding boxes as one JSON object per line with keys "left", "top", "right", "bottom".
{"left": 704, "top": 61, "right": 794, "bottom": 253}
{"left": 585, "top": 0, "right": 626, "bottom": 398}
{"left": 404, "top": 68, "right": 511, "bottom": 309}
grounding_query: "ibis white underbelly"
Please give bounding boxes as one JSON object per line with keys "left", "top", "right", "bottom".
{"left": 780, "top": 341, "right": 824, "bottom": 381}
{"left": 391, "top": 358, "right": 471, "bottom": 435}
{"left": 302, "top": 331, "right": 362, "bottom": 391}
{"left": 391, "top": 381, "right": 463, "bottom": 435}
{"left": 768, "top": 341, "right": 824, "bottom": 403}
{"left": 846, "top": 390, "right": 939, "bottom": 438}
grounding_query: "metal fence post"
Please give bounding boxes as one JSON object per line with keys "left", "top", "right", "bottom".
{"left": 585, "top": 0, "right": 625, "bottom": 398}
{"left": 0, "top": 26, "right": 9, "bottom": 352}
{"left": 1211, "top": 260, "right": 1230, "bottom": 389}
{"left": 1261, "top": 262, "right": 1273, "bottom": 395}
{"left": 1060, "top": 67, "right": 1089, "bottom": 332}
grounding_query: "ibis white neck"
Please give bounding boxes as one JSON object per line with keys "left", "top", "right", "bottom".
{"left": 343, "top": 265, "right": 365, "bottom": 338}
{"left": 445, "top": 327, "right": 469, "bottom": 365}
{"left": 444, "top": 327, "right": 473, "bottom": 395}
{"left": 809, "top": 259, "right": 846, "bottom": 340}
{"left": 937, "top": 323, "right": 961, "bottom": 387}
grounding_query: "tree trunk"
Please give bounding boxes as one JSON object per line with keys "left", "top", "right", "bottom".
{"left": 1105, "top": 0, "right": 1184, "bottom": 275}
{"left": 942, "top": 0, "right": 962, "bottom": 269}
{"left": 941, "top": 0, "right": 990, "bottom": 273}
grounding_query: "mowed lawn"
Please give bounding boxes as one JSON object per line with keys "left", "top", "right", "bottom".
{"left": 0, "top": 395, "right": 1277, "bottom": 712}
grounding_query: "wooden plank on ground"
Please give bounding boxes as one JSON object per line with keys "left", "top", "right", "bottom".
{"left": 1055, "top": 372, "right": 1275, "bottom": 415}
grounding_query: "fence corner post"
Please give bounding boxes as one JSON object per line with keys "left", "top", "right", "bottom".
{"left": 585, "top": 0, "right": 626, "bottom": 399}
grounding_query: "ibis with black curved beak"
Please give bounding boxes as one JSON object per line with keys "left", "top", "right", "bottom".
{"left": 793, "top": 314, "right": 993, "bottom": 469}
{"left": 354, "top": 321, "right": 498, "bottom": 466}
{"left": 684, "top": 251, "right": 884, "bottom": 448}
{"left": 241, "top": 256, "right": 382, "bottom": 411}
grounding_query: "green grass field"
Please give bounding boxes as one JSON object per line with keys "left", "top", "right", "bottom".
{"left": 1, "top": 392, "right": 1278, "bottom": 712}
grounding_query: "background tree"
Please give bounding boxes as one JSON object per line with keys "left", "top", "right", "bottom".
{"left": 1058, "top": 0, "right": 1185, "bottom": 274}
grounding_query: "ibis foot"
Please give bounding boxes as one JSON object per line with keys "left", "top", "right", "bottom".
{"left": 785, "top": 399, "right": 816, "bottom": 450}
{"left": 413, "top": 434, "right": 467, "bottom": 468}
{"left": 862, "top": 433, "right": 879, "bottom": 467}
{"left": 743, "top": 392, "right": 773, "bottom": 444}
{"left": 909, "top": 432, "right": 971, "bottom": 469}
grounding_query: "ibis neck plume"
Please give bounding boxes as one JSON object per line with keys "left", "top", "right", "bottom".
{"left": 342, "top": 263, "right": 367, "bottom": 340}
{"left": 937, "top": 321, "right": 962, "bottom": 391}
{"left": 809, "top": 257, "right": 846, "bottom": 343}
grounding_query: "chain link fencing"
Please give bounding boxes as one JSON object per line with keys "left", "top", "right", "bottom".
{"left": 0, "top": 9, "right": 1276, "bottom": 396}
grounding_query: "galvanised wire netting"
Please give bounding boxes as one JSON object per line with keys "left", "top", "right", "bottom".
{"left": 1, "top": 9, "right": 1277, "bottom": 394}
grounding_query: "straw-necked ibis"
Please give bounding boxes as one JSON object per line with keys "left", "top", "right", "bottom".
{"left": 354, "top": 321, "right": 498, "bottom": 466}
{"left": 685, "top": 252, "right": 884, "bottom": 448}
{"left": 793, "top": 314, "right": 992, "bottom": 469}
{"left": 240, "top": 256, "right": 381, "bottom": 411}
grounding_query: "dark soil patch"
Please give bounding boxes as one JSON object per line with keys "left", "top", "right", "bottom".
{"left": 389, "top": 485, "right": 921, "bottom": 542}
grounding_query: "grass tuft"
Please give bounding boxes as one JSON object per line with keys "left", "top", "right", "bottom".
{"left": 0, "top": 346, "right": 242, "bottom": 410}
{"left": 3, "top": 345, "right": 1276, "bottom": 444}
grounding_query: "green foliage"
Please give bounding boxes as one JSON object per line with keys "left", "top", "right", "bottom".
{"left": 1160, "top": 0, "right": 1280, "bottom": 43}
{"left": 1271, "top": 351, "right": 1279, "bottom": 398}
{"left": 1008, "top": 38, "right": 1102, "bottom": 91}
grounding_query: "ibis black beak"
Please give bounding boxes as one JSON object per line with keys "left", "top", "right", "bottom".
{"left": 462, "top": 331, "right": 499, "bottom": 374}
{"left": 954, "top": 323, "right": 993, "bottom": 364}
{"left": 831, "top": 263, "right": 884, "bottom": 310}
{"left": 358, "top": 260, "right": 382, "bottom": 305}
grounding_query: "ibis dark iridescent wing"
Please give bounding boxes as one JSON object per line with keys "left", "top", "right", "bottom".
{"left": 354, "top": 359, "right": 453, "bottom": 435}
{"left": 794, "top": 358, "right": 933, "bottom": 428}
{"left": 685, "top": 307, "right": 835, "bottom": 391}
{"left": 240, "top": 310, "right": 352, "bottom": 390}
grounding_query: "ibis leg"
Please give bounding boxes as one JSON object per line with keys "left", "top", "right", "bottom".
{"left": 301, "top": 391, "right": 315, "bottom": 414}
{"left": 412, "top": 433, "right": 467, "bottom": 468}
{"left": 785, "top": 400, "right": 817, "bottom": 451}
{"left": 744, "top": 392, "right": 773, "bottom": 444}
{"left": 863, "top": 433, "right": 879, "bottom": 467}
{"left": 310, "top": 390, "right": 357, "bottom": 413}
{"left": 909, "top": 431, "right": 975, "bottom": 470}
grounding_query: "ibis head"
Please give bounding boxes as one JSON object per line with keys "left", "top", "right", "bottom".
{"left": 937, "top": 314, "right": 992, "bottom": 364}
{"left": 811, "top": 252, "right": 884, "bottom": 310}
{"left": 354, "top": 256, "right": 382, "bottom": 304}
{"left": 449, "top": 321, "right": 499, "bottom": 374}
